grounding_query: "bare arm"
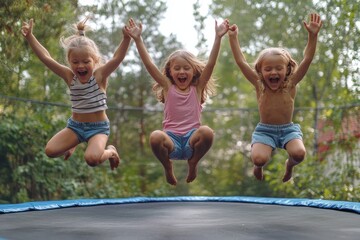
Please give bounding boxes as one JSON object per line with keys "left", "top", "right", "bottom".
{"left": 198, "top": 19, "right": 229, "bottom": 90}
{"left": 21, "top": 19, "right": 73, "bottom": 84}
{"left": 228, "top": 24, "right": 258, "bottom": 86}
{"left": 124, "top": 18, "right": 169, "bottom": 88}
{"left": 95, "top": 26, "right": 132, "bottom": 81}
{"left": 292, "top": 13, "right": 322, "bottom": 85}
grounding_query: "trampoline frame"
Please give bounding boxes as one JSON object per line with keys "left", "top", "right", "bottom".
{"left": 1, "top": 196, "right": 359, "bottom": 214}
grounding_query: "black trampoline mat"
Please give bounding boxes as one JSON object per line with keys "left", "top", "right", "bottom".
{"left": 0, "top": 202, "right": 359, "bottom": 240}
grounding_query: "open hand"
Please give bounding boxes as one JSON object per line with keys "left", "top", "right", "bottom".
{"left": 124, "top": 18, "right": 142, "bottom": 40}
{"left": 304, "top": 13, "right": 322, "bottom": 36}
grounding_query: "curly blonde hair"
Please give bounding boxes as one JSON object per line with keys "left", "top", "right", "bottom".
{"left": 59, "top": 17, "right": 104, "bottom": 66}
{"left": 254, "top": 47, "right": 298, "bottom": 92}
{"left": 152, "top": 50, "right": 217, "bottom": 104}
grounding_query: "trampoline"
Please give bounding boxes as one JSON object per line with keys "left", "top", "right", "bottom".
{"left": 0, "top": 196, "right": 359, "bottom": 240}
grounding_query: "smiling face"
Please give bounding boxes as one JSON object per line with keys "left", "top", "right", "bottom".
{"left": 260, "top": 54, "right": 288, "bottom": 91}
{"left": 68, "top": 47, "right": 96, "bottom": 83}
{"left": 169, "top": 56, "right": 194, "bottom": 92}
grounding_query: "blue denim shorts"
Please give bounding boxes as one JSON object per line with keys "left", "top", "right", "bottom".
{"left": 251, "top": 122, "right": 303, "bottom": 150}
{"left": 167, "top": 129, "right": 197, "bottom": 160}
{"left": 67, "top": 118, "right": 110, "bottom": 143}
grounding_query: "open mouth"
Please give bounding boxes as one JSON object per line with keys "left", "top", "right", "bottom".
{"left": 178, "top": 77, "right": 187, "bottom": 83}
{"left": 78, "top": 70, "right": 88, "bottom": 76}
{"left": 269, "top": 76, "right": 280, "bottom": 83}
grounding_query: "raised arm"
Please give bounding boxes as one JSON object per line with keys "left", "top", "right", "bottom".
{"left": 124, "top": 18, "right": 169, "bottom": 88}
{"left": 21, "top": 19, "right": 73, "bottom": 83}
{"left": 198, "top": 19, "right": 229, "bottom": 90}
{"left": 228, "top": 24, "right": 258, "bottom": 86}
{"left": 95, "top": 26, "right": 132, "bottom": 81}
{"left": 291, "top": 13, "right": 322, "bottom": 85}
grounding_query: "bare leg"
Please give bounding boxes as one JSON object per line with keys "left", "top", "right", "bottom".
{"left": 45, "top": 128, "right": 79, "bottom": 159}
{"left": 186, "top": 126, "right": 214, "bottom": 183}
{"left": 64, "top": 146, "right": 76, "bottom": 160}
{"left": 106, "top": 145, "right": 120, "bottom": 170}
{"left": 85, "top": 134, "right": 119, "bottom": 170}
{"left": 150, "top": 130, "right": 177, "bottom": 185}
{"left": 282, "top": 139, "right": 306, "bottom": 182}
{"left": 251, "top": 143, "right": 272, "bottom": 181}
{"left": 253, "top": 166, "right": 264, "bottom": 181}
{"left": 282, "top": 159, "right": 297, "bottom": 182}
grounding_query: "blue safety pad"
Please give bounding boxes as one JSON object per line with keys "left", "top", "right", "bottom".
{"left": 1, "top": 196, "right": 359, "bottom": 214}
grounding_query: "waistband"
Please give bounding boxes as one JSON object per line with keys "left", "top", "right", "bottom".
{"left": 68, "top": 117, "right": 109, "bottom": 126}
{"left": 257, "top": 122, "right": 295, "bottom": 129}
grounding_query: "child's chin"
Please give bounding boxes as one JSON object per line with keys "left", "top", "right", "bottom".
{"left": 267, "top": 85, "right": 280, "bottom": 90}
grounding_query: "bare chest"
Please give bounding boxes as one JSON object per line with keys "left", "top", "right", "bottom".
{"left": 257, "top": 88, "right": 296, "bottom": 124}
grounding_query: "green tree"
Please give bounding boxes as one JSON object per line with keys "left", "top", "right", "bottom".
{"left": 204, "top": 0, "right": 359, "bottom": 199}
{"left": 1, "top": 0, "right": 358, "bottom": 203}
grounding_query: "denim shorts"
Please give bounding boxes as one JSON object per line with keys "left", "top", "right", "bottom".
{"left": 67, "top": 118, "right": 110, "bottom": 143}
{"left": 251, "top": 122, "right": 303, "bottom": 150}
{"left": 167, "top": 129, "right": 197, "bottom": 160}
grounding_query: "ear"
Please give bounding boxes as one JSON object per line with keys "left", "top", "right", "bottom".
{"left": 166, "top": 68, "right": 172, "bottom": 79}
{"left": 286, "top": 65, "right": 291, "bottom": 75}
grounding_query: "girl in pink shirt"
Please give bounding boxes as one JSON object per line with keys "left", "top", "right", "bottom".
{"left": 125, "top": 18, "right": 229, "bottom": 185}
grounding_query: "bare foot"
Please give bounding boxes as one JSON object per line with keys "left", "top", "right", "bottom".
{"left": 64, "top": 147, "right": 76, "bottom": 160}
{"left": 186, "top": 158, "right": 201, "bottom": 183}
{"left": 107, "top": 145, "right": 120, "bottom": 170}
{"left": 282, "top": 159, "right": 294, "bottom": 182}
{"left": 164, "top": 162, "right": 177, "bottom": 185}
{"left": 253, "top": 166, "right": 264, "bottom": 181}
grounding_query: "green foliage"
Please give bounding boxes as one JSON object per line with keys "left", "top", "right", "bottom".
{"left": 0, "top": 0, "right": 359, "bottom": 203}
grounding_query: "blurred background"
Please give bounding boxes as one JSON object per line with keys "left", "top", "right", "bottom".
{"left": 0, "top": 0, "right": 359, "bottom": 203}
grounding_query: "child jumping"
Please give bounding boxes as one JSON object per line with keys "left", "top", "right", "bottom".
{"left": 21, "top": 17, "right": 131, "bottom": 170}
{"left": 228, "top": 13, "right": 322, "bottom": 182}
{"left": 125, "top": 18, "right": 229, "bottom": 185}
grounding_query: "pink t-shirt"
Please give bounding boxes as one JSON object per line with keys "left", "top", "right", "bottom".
{"left": 163, "top": 85, "right": 202, "bottom": 135}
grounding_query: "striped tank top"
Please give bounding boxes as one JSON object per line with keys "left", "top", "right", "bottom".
{"left": 69, "top": 76, "right": 108, "bottom": 113}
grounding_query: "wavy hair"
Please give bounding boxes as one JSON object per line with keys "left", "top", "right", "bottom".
{"left": 152, "top": 50, "right": 217, "bottom": 104}
{"left": 254, "top": 47, "right": 298, "bottom": 93}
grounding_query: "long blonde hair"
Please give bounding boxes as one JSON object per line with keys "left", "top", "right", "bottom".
{"left": 254, "top": 47, "right": 298, "bottom": 92}
{"left": 59, "top": 17, "right": 104, "bottom": 66}
{"left": 153, "top": 50, "right": 217, "bottom": 104}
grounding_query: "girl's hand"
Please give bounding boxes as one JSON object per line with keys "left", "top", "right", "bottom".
{"left": 122, "top": 26, "right": 131, "bottom": 39}
{"left": 124, "top": 18, "right": 142, "bottom": 40}
{"left": 228, "top": 24, "right": 239, "bottom": 37}
{"left": 21, "top": 19, "right": 34, "bottom": 38}
{"left": 215, "top": 19, "right": 229, "bottom": 38}
{"left": 303, "top": 13, "right": 322, "bottom": 36}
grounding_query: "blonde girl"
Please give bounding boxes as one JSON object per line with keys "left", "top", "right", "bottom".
{"left": 228, "top": 13, "right": 322, "bottom": 182}
{"left": 21, "top": 17, "right": 131, "bottom": 170}
{"left": 125, "top": 18, "right": 229, "bottom": 185}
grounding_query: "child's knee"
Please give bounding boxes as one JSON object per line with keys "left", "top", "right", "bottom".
{"left": 251, "top": 153, "right": 269, "bottom": 167}
{"left": 290, "top": 148, "right": 306, "bottom": 163}
{"left": 45, "top": 145, "right": 58, "bottom": 158}
{"left": 150, "top": 130, "right": 165, "bottom": 146}
{"left": 199, "top": 126, "right": 214, "bottom": 137}
{"left": 197, "top": 126, "right": 214, "bottom": 143}
{"left": 84, "top": 153, "right": 102, "bottom": 167}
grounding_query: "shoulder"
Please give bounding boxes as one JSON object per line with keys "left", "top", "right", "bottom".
{"left": 64, "top": 70, "right": 76, "bottom": 86}
{"left": 93, "top": 69, "right": 103, "bottom": 82}
{"left": 286, "top": 77, "right": 297, "bottom": 89}
{"left": 93, "top": 71, "right": 108, "bottom": 89}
